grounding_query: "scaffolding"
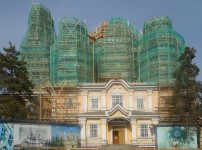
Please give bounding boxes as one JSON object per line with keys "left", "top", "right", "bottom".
{"left": 90, "top": 17, "right": 137, "bottom": 82}
{"left": 157, "top": 85, "right": 174, "bottom": 123}
{"left": 38, "top": 81, "right": 79, "bottom": 123}
{"left": 138, "top": 16, "right": 185, "bottom": 85}
{"left": 88, "top": 21, "right": 108, "bottom": 44}
{"left": 50, "top": 17, "right": 93, "bottom": 86}
{"left": 20, "top": 3, "right": 55, "bottom": 87}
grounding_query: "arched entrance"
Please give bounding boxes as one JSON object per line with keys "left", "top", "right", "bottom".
{"left": 108, "top": 117, "right": 130, "bottom": 144}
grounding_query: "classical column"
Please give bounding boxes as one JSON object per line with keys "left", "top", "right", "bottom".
{"left": 101, "top": 118, "right": 107, "bottom": 145}
{"left": 79, "top": 118, "right": 86, "bottom": 147}
{"left": 83, "top": 91, "right": 88, "bottom": 112}
{"left": 125, "top": 127, "right": 128, "bottom": 144}
{"left": 131, "top": 119, "right": 137, "bottom": 145}
{"left": 102, "top": 91, "right": 106, "bottom": 110}
{"left": 152, "top": 118, "right": 159, "bottom": 141}
{"left": 128, "top": 90, "right": 134, "bottom": 110}
{"left": 147, "top": 90, "right": 153, "bottom": 112}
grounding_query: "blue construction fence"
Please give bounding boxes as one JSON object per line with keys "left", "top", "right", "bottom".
{"left": 0, "top": 120, "right": 80, "bottom": 150}
{"left": 1, "top": 120, "right": 202, "bottom": 149}
{"left": 155, "top": 124, "right": 200, "bottom": 149}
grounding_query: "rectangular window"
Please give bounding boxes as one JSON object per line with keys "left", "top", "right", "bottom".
{"left": 140, "top": 124, "right": 148, "bottom": 138}
{"left": 90, "top": 124, "right": 98, "bottom": 138}
{"left": 137, "top": 98, "right": 144, "bottom": 109}
{"left": 52, "top": 99, "right": 56, "bottom": 107}
{"left": 112, "top": 95, "right": 123, "bottom": 107}
{"left": 91, "top": 99, "right": 98, "bottom": 108}
{"left": 67, "top": 98, "right": 74, "bottom": 107}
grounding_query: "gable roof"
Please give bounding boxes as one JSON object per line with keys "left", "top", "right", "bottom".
{"left": 106, "top": 104, "right": 129, "bottom": 117}
{"left": 78, "top": 79, "right": 158, "bottom": 91}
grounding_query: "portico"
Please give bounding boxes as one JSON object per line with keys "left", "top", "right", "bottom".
{"left": 78, "top": 79, "right": 159, "bottom": 147}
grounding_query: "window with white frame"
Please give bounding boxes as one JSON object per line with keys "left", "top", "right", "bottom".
{"left": 139, "top": 124, "right": 148, "bottom": 138}
{"left": 67, "top": 98, "right": 74, "bottom": 107}
{"left": 91, "top": 99, "right": 98, "bottom": 109}
{"left": 52, "top": 99, "right": 56, "bottom": 107}
{"left": 90, "top": 124, "right": 98, "bottom": 138}
{"left": 137, "top": 98, "right": 144, "bottom": 109}
{"left": 112, "top": 95, "right": 123, "bottom": 107}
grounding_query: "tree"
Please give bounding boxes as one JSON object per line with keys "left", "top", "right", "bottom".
{"left": 171, "top": 46, "right": 201, "bottom": 123}
{"left": 0, "top": 42, "right": 34, "bottom": 119}
{"left": 197, "top": 81, "right": 202, "bottom": 117}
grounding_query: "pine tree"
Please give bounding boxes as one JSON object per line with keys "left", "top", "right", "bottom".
{"left": 171, "top": 47, "right": 201, "bottom": 123}
{"left": 0, "top": 42, "right": 34, "bottom": 119}
{"left": 197, "top": 81, "right": 202, "bottom": 118}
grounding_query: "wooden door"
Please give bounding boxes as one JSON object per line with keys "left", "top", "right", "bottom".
{"left": 113, "top": 131, "right": 119, "bottom": 144}
{"left": 119, "top": 128, "right": 125, "bottom": 144}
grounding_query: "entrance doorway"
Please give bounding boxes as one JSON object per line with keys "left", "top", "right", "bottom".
{"left": 112, "top": 127, "right": 125, "bottom": 144}
{"left": 113, "top": 131, "right": 119, "bottom": 144}
{"left": 108, "top": 117, "right": 130, "bottom": 144}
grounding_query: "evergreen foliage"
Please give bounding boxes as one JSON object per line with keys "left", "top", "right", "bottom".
{"left": 171, "top": 47, "right": 202, "bottom": 123}
{"left": 0, "top": 42, "right": 34, "bottom": 119}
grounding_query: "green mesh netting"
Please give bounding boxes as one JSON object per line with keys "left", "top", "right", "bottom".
{"left": 138, "top": 16, "right": 185, "bottom": 85}
{"left": 20, "top": 3, "right": 55, "bottom": 87}
{"left": 50, "top": 17, "right": 93, "bottom": 86}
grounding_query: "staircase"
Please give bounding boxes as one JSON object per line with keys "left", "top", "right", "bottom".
{"left": 99, "top": 144, "right": 138, "bottom": 150}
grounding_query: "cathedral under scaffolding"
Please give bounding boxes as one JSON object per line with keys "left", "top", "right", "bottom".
{"left": 20, "top": 4, "right": 185, "bottom": 123}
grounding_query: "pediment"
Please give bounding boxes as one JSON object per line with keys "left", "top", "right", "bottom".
{"left": 106, "top": 104, "right": 129, "bottom": 118}
{"left": 109, "top": 110, "right": 127, "bottom": 119}
{"left": 105, "top": 79, "right": 129, "bottom": 91}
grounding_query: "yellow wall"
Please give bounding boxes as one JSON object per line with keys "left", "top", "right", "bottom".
{"left": 109, "top": 110, "right": 126, "bottom": 119}
{"left": 152, "top": 91, "right": 159, "bottom": 111}
{"left": 86, "top": 119, "right": 101, "bottom": 140}
{"left": 78, "top": 83, "right": 159, "bottom": 113}
{"left": 106, "top": 84, "right": 128, "bottom": 109}
{"left": 107, "top": 125, "right": 132, "bottom": 144}
{"left": 78, "top": 92, "right": 84, "bottom": 113}
{"left": 125, "top": 125, "right": 132, "bottom": 144}
{"left": 77, "top": 81, "right": 159, "bottom": 146}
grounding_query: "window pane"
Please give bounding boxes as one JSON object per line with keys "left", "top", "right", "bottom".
{"left": 140, "top": 124, "right": 148, "bottom": 138}
{"left": 137, "top": 98, "right": 144, "bottom": 109}
{"left": 90, "top": 124, "right": 98, "bottom": 137}
{"left": 112, "top": 95, "right": 123, "bottom": 107}
{"left": 92, "top": 99, "right": 98, "bottom": 108}
{"left": 67, "top": 98, "right": 74, "bottom": 107}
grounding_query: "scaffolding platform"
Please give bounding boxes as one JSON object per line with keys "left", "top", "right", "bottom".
{"left": 36, "top": 81, "right": 79, "bottom": 123}
{"left": 138, "top": 16, "right": 185, "bottom": 85}
{"left": 50, "top": 17, "right": 93, "bottom": 86}
{"left": 90, "top": 17, "right": 138, "bottom": 82}
{"left": 20, "top": 3, "right": 55, "bottom": 87}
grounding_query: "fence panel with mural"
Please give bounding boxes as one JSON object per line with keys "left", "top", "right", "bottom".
{"left": 0, "top": 121, "right": 80, "bottom": 150}
{"left": 156, "top": 125, "right": 198, "bottom": 149}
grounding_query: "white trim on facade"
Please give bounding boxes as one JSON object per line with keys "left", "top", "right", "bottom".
{"left": 77, "top": 80, "right": 159, "bottom": 147}
{"left": 131, "top": 119, "right": 137, "bottom": 145}
{"left": 125, "top": 127, "right": 127, "bottom": 144}
{"left": 136, "top": 94, "right": 145, "bottom": 110}
{"left": 102, "top": 91, "right": 107, "bottom": 110}
{"left": 83, "top": 91, "right": 88, "bottom": 112}
{"left": 79, "top": 118, "right": 86, "bottom": 147}
{"left": 101, "top": 118, "right": 107, "bottom": 145}
{"left": 90, "top": 93, "right": 100, "bottom": 110}
{"left": 147, "top": 90, "right": 153, "bottom": 112}
{"left": 128, "top": 90, "right": 134, "bottom": 110}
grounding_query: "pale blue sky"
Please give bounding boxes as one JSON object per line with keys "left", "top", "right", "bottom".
{"left": 0, "top": 0, "right": 202, "bottom": 80}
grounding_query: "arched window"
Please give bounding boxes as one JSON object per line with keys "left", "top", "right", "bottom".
{"left": 112, "top": 95, "right": 123, "bottom": 107}
{"left": 111, "top": 91, "right": 124, "bottom": 107}
{"left": 136, "top": 95, "right": 144, "bottom": 110}
{"left": 90, "top": 94, "right": 100, "bottom": 109}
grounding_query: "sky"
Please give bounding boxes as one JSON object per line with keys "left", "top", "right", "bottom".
{"left": 0, "top": 0, "right": 202, "bottom": 80}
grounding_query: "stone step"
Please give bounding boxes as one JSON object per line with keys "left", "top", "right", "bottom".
{"left": 99, "top": 144, "right": 138, "bottom": 150}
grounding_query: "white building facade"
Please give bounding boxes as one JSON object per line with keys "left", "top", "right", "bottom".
{"left": 77, "top": 79, "right": 159, "bottom": 147}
